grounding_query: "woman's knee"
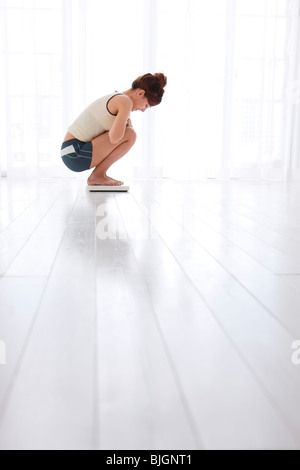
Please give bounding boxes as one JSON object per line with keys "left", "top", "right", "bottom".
{"left": 125, "top": 127, "right": 137, "bottom": 145}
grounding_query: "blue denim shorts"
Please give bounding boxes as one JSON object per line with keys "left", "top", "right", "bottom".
{"left": 61, "top": 139, "right": 93, "bottom": 172}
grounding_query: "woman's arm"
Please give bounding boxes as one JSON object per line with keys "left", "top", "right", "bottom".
{"left": 108, "top": 96, "right": 132, "bottom": 144}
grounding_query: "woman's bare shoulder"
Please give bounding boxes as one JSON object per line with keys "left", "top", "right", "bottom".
{"left": 108, "top": 94, "right": 132, "bottom": 114}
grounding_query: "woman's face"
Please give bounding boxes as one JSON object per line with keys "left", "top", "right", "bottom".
{"left": 131, "top": 89, "right": 150, "bottom": 112}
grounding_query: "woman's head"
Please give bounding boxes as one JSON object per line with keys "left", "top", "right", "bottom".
{"left": 130, "top": 73, "right": 167, "bottom": 111}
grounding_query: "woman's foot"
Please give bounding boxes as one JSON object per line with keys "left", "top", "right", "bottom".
{"left": 106, "top": 175, "right": 124, "bottom": 185}
{"left": 87, "top": 175, "right": 123, "bottom": 186}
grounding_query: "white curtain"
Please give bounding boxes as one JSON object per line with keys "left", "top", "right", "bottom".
{"left": 154, "top": 0, "right": 300, "bottom": 180}
{"left": 0, "top": 0, "right": 300, "bottom": 180}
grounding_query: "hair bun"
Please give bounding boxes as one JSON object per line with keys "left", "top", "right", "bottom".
{"left": 131, "top": 72, "right": 167, "bottom": 106}
{"left": 154, "top": 73, "right": 167, "bottom": 88}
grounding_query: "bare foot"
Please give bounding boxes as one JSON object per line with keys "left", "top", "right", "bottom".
{"left": 106, "top": 175, "right": 124, "bottom": 185}
{"left": 87, "top": 175, "right": 122, "bottom": 186}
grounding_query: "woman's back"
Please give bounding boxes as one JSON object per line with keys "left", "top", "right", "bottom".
{"left": 68, "top": 91, "right": 125, "bottom": 142}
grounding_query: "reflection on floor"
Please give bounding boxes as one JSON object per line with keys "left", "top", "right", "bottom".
{"left": 0, "top": 177, "right": 300, "bottom": 450}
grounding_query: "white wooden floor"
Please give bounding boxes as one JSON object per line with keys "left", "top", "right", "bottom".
{"left": 0, "top": 177, "right": 300, "bottom": 450}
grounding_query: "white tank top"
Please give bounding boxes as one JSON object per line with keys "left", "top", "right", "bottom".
{"left": 68, "top": 91, "right": 125, "bottom": 142}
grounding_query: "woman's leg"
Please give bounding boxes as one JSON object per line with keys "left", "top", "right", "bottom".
{"left": 88, "top": 127, "right": 137, "bottom": 186}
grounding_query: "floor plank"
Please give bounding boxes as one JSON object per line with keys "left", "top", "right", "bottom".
{"left": 1, "top": 178, "right": 300, "bottom": 450}
{"left": 0, "top": 277, "right": 46, "bottom": 407}
{"left": 94, "top": 193, "right": 200, "bottom": 450}
{"left": 141, "top": 180, "right": 300, "bottom": 335}
{"left": 0, "top": 180, "right": 69, "bottom": 276}
{"left": 0, "top": 182, "right": 96, "bottom": 450}
{"left": 115, "top": 189, "right": 299, "bottom": 449}
{"left": 5, "top": 184, "right": 80, "bottom": 277}
{"left": 156, "top": 180, "right": 300, "bottom": 273}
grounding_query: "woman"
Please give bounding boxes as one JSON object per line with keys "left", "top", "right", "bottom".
{"left": 61, "top": 73, "right": 167, "bottom": 187}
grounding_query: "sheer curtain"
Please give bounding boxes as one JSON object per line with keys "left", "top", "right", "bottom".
{"left": 0, "top": 0, "right": 300, "bottom": 180}
{"left": 0, "top": 0, "right": 145, "bottom": 179}
{"left": 0, "top": 0, "right": 66, "bottom": 178}
{"left": 154, "top": 0, "right": 300, "bottom": 180}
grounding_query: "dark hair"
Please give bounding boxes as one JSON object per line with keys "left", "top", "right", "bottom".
{"left": 132, "top": 73, "right": 167, "bottom": 106}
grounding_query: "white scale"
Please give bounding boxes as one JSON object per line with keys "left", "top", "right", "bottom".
{"left": 87, "top": 185, "right": 129, "bottom": 192}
